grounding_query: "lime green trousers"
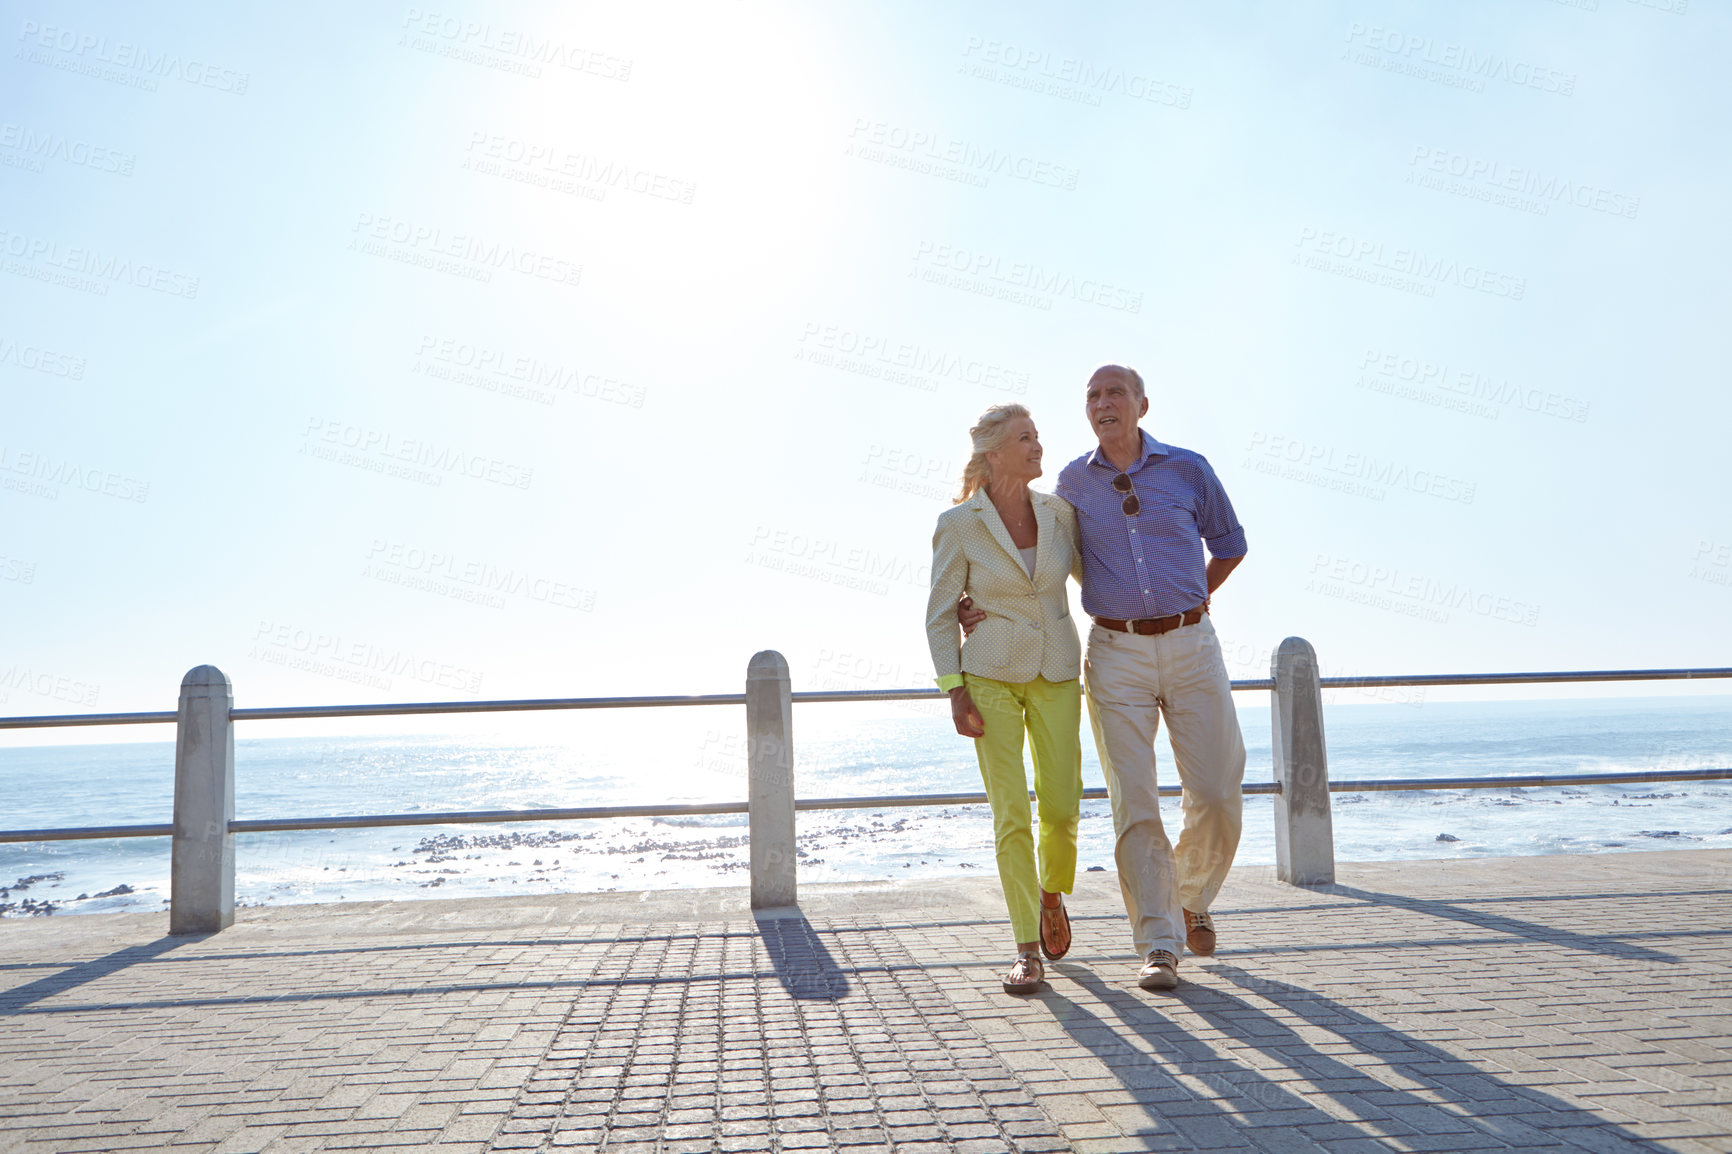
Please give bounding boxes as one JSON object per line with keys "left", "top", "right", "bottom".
{"left": 963, "top": 673, "right": 1084, "bottom": 943}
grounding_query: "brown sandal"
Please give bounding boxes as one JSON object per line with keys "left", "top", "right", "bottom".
{"left": 1002, "top": 951, "right": 1043, "bottom": 995}
{"left": 1039, "top": 895, "right": 1071, "bottom": 960}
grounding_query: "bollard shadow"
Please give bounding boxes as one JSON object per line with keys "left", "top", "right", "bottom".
{"left": 0, "top": 936, "right": 191, "bottom": 1014}
{"left": 1323, "top": 884, "right": 1679, "bottom": 964}
{"left": 752, "top": 909, "right": 851, "bottom": 1001}
{"left": 1042, "top": 963, "right": 1661, "bottom": 1149}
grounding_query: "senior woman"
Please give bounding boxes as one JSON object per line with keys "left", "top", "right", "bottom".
{"left": 925, "top": 403, "right": 1084, "bottom": 995}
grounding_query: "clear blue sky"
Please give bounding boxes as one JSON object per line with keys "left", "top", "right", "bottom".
{"left": 3, "top": 0, "right": 1728, "bottom": 742}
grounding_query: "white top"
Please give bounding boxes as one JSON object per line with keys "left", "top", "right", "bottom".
{"left": 1018, "top": 545, "right": 1037, "bottom": 576}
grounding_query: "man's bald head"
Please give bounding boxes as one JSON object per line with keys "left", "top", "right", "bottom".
{"left": 1089, "top": 364, "right": 1145, "bottom": 400}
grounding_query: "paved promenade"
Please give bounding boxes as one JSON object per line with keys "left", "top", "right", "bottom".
{"left": 2, "top": 849, "right": 1729, "bottom": 1153}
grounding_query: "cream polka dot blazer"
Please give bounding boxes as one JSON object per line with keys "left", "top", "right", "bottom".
{"left": 924, "top": 489, "right": 1083, "bottom": 691}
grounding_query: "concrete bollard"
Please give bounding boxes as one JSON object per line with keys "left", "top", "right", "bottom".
{"left": 170, "top": 665, "right": 236, "bottom": 934}
{"left": 1271, "top": 637, "right": 1335, "bottom": 886}
{"left": 746, "top": 650, "right": 797, "bottom": 909}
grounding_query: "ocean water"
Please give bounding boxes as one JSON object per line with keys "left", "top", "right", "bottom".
{"left": 3, "top": 695, "right": 1729, "bottom": 918}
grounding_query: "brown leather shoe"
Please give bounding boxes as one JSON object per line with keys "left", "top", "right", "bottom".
{"left": 1002, "top": 951, "right": 1044, "bottom": 995}
{"left": 1137, "top": 949, "right": 1179, "bottom": 991}
{"left": 1039, "top": 893, "right": 1071, "bottom": 960}
{"left": 1184, "top": 909, "right": 1216, "bottom": 956}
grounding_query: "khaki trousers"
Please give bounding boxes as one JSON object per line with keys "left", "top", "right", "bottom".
{"left": 963, "top": 674, "right": 1083, "bottom": 945}
{"left": 1083, "top": 615, "right": 1245, "bottom": 958}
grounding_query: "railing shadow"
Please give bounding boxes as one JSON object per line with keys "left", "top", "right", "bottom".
{"left": 1042, "top": 964, "right": 1662, "bottom": 1149}
{"left": 753, "top": 910, "right": 851, "bottom": 1001}
{"left": 1322, "top": 884, "right": 1680, "bottom": 964}
{"left": 0, "top": 936, "right": 191, "bottom": 1014}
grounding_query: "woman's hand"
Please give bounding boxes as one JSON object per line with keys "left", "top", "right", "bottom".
{"left": 949, "top": 686, "right": 985, "bottom": 738}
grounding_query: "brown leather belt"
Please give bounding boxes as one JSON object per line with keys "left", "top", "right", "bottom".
{"left": 1093, "top": 605, "right": 1206, "bottom": 636}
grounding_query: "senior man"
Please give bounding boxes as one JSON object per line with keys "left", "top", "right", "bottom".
{"left": 962, "top": 364, "right": 1246, "bottom": 990}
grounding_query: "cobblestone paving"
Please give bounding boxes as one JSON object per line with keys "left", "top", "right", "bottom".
{"left": 0, "top": 850, "right": 1728, "bottom": 1153}
{"left": 485, "top": 917, "right": 1064, "bottom": 1152}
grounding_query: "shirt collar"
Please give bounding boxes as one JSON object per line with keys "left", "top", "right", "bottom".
{"left": 1087, "top": 428, "right": 1169, "bottom": 474}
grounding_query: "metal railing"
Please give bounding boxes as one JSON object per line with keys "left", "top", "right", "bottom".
{"left": 2, "top": 644, "right": 1728, "bottom": 931}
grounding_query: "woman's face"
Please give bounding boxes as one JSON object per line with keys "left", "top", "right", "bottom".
{"left": 986, "top": 416, "right": 1042, "bottom": 484}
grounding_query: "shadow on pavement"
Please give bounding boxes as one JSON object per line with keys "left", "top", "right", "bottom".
{"left": 753, "top": 910, "right": 851, "bottom": 1001}
{"left": 1040, "top": 963, "right": 1660, "bottom": 1150}
{"left": 0, "top": 936, "right": 191, "bottom": 1014}
{"left": 1323, "top": 884, "right": 1679, "bottom": 964}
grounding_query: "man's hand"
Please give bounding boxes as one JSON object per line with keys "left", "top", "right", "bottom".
{"left": 957, "top": 595, "right": 987, "bottom": 637}
{"left": 949, "top": 686, "right": 985, "bottom": 738}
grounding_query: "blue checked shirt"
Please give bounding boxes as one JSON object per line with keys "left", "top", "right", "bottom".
{"left": 1054, "top": 429, "right": 1246, "bottom": 620}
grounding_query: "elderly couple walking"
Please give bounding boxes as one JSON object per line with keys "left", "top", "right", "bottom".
{"left": 924, "top": 364, "right": 1247, "bottom": 995}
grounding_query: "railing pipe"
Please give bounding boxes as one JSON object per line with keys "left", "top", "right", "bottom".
{"left": 8, "top": 768, "right": 1732, "bottom": 844}
{"left": 1317, "top": 667, "right": 1732, "bottom": 689}
{"left": 5, "top": 666, "right": 1728, "bottom": 731}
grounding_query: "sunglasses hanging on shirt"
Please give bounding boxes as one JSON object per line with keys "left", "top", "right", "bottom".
{"left": 1112, "top": 472, "right": 1140, "bottom": 516}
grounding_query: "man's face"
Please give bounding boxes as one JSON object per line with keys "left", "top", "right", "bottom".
{"left": 1085, "top": 369, "right": 1148, "bottom": 442}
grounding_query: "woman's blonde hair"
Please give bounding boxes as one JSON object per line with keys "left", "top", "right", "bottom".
{"left": 955, "top": 403, "right": 1032, "bottom": 504}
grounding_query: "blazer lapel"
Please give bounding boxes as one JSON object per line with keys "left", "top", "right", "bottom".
{"left": 975, "top": 492, "right": 1034, "bottom": 586}
{"left": 1030, "top": 496, "right": 1058, "bottom": 586}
